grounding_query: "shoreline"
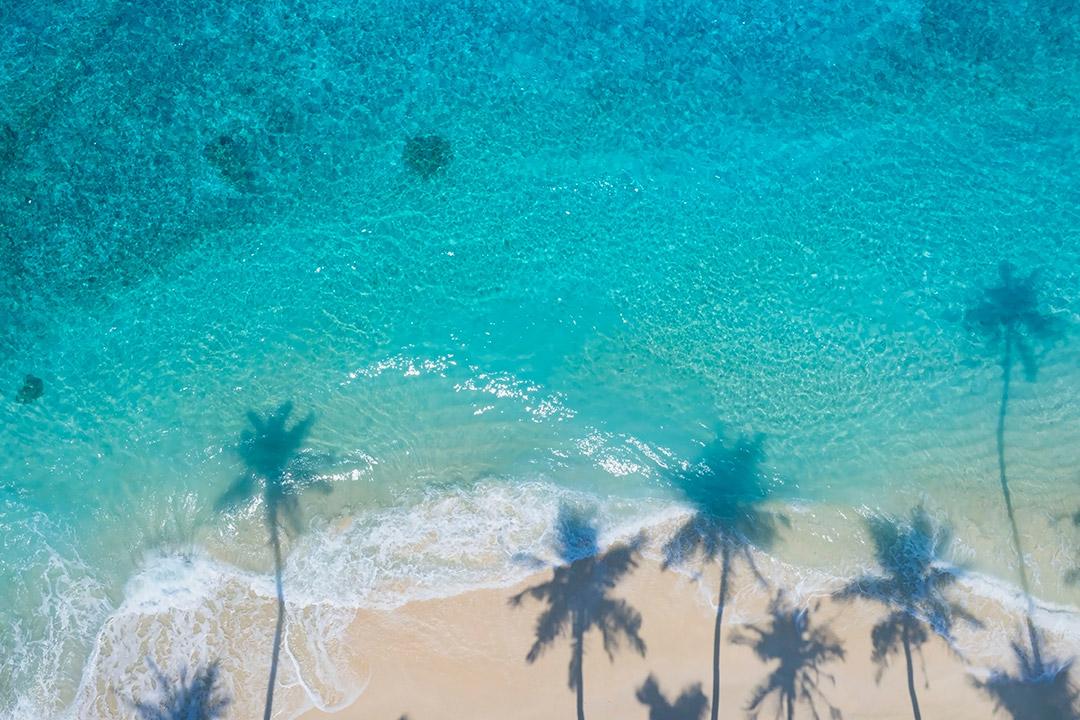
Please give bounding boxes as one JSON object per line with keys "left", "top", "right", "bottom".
{"left": 296, "top": 552, "right": 1039, "bottom": 720}
{"left": 60, "top": 491, "right": 1080, "bottom": 720}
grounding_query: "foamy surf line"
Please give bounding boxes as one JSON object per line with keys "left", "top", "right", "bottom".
{"left": 40, "top": 482, "right": 1080, "bottom": 720}
{"left": 52, "top": 482, "right": 683, "bottom": 720}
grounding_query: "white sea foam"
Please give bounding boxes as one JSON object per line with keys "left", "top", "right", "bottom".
{"left": 66, "top": 549, "right": 366, "bottom": 720}
{"left": 0, "top": 515, "right": 112, "bottom": 720}
{"left": 285, "top": 480, "right": 683, "bottom": 610}
{"left": 25, "top": 481, "right": 1080, "bottom": 720}
{"left": 52, "top": 481, "right": 679, "bottom": 720}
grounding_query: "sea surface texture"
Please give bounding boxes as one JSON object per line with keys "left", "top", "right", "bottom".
{"left": 2, "top": 0, "right": 1079, "bottom": 716}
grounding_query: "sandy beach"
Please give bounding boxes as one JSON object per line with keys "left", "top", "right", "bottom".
{"left": 5, "top": 0, "right": 1080, "bottom": 716}
{"left": 298, "top": 552, "right": 1031, "bottom": 720}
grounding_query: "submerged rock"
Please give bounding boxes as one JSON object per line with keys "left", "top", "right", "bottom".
{"left": 403, "top": 134, "right": 452, "bottom": 179}
{"left": 16, "top": 374, "right": 43, "bottom": 403}
{"left": 203, "top": 133, "right": 256, "bottom": 188}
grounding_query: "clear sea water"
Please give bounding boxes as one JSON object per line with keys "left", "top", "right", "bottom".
{"left": 2, "top": 0, "right": 1080, "bottom": 716}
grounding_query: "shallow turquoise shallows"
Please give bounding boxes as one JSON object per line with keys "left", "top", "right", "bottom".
{"left": 2, "top": 0, "right": 1079, "bottom": 716}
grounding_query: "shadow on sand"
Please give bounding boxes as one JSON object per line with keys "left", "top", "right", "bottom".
{"left": 214, "top": 402, "right": 330, "bottom": 720}
{"left": 731, "top": 592, "right": 845, "bottom": 720}
{"left": 510, "top": 504, "right": 646, "bottom": 720}
{"left": 661, "top": 429, "right": 788, "bottom": 720}
{"left": 971, "top": 628, "right": 1078, "bottom": 720}
{"left": 837, "top": 506, "right": 979, "bottom": 720}
{"left": 636, "top": 674, "right": 707, "bottom": 720}
{"left": 130, "top": 659, "right": 230, "bottom": 720}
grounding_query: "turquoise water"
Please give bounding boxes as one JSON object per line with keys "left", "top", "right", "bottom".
{"left": 2, "top": 0, "right": 1080, "bottom": 716}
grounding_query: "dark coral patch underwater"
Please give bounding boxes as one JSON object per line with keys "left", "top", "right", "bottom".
{"left": 402, "top": 134, "right": 452, "bottom": 179}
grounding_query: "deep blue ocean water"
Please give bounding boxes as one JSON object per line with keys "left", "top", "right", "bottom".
{"left": 2, "top": 0, "right": 1080, "bottom": 716}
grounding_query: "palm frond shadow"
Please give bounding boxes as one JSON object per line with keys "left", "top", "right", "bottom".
{"left": 661, "top": 429, "right": 788, "bottom": 720}
{"left": 637, "top": 674, "right": 708, "bottom": 720}
{"left": 731, "top": 593, "right": 845, "bottom": 720}
{"left": 968, "top": 262, "right": 1063, "bottom": 383}
{"left": 130, "top": 659, "right": 230, "bottom": 720}
{"left": 215, "top": 401, "right": 332, "bottom": 535}
{"left": 214, "top": 401, "right": 330, "bottom": 720}
{"left": 509, "top": 504, "right": 646, "bottom": 720}
{"left": 971, "top": 627, "right": 1078, "bottom": 720}
{"left": 836, "top": 506, "right": 979, "bottom": 720}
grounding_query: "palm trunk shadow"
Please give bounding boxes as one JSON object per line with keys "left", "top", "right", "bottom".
{"left": 731, "top": 592, "right": 845, "bottom": 720}
{"left": 213, "top": 403, "right": 329, "bottom": 720}
{"left": 836, "top": 507, "right": 980, "bottom": 720}
{"left": 264, "top": 521, "right": 286, "bottom": 720}
{"left": 660, "top": 429, "right": 785, "bottom": 720}
{"left": 573, "top": 621, "right": 586, "bottom": 720}
{"left": 509, "top": 504, "right": 646, "bottom": 720}
{"left": 997, "top": 339, "right": 1043, "bottom": 670}
{"left": 900, "top": 620, "right": 921, "bottom": 720}
{"left": 968, "top": 262, "right": 1064, "bottom": 668}
{"left": 971, "top": 625, "right": 1078, "bottom": 719}
{"left": 710, "top": 546, "right": 731, "bottom": 720}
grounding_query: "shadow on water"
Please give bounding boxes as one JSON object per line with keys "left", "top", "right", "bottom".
{"left": 836, "top": 507, "right": 979, "bottom": 720}
{"left": 971, "top": 627, "right": 1078, "bottom": 720}
{"left": 636, "top": 674, "right": 707, "bottom": 720}
{"left": 967, "top": 261, "right": 1064, "bottom": 662}
{"left": 967, "top": 265, "right": 1077, "bottom": 718}
{"left": 731, "top": 593, "right": 845, "bottom": 720}
{"left": 214, "top": 402, "right": 330, "bottom": 720}
{"left": 509, "top": 504, "right": 646, "bottom": 720}
{"left": 130, "top": 659, "right": 230, "bottom": 720}
{"left": 661, "top": 429, "right": 788, "bottom": 720}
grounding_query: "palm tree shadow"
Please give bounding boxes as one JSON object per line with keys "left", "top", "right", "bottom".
{"left": 971, "top": 627, "right": 1078, "bottom": 720}
{"left": 968, "top": 262, "right": 1063, "bottom": 384}
{"left": 731, "top": 592, "right": 845, "bottom": 720}
{"left": 214, "top": 401, "right": 331, "bottom": 720}
{"left": 661, "top": 429, "right": 788, "bottom": 720}
{"left": 836, "top": 506, "right": 980, "bottom": 720}
{"left": 967, "top": 262, "right": 1065, "bottom": 668}
{"left": 130, "top": 659, "right": 230, "bottom": 720}
{"left": 967, "top": 263, "right": 1063, "bottom": 590}
{"left": 636, "top": 674, "right": 708, "bottom": 720}
{"left": 509, "top": 504, "right": 647, "bottom": 720}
